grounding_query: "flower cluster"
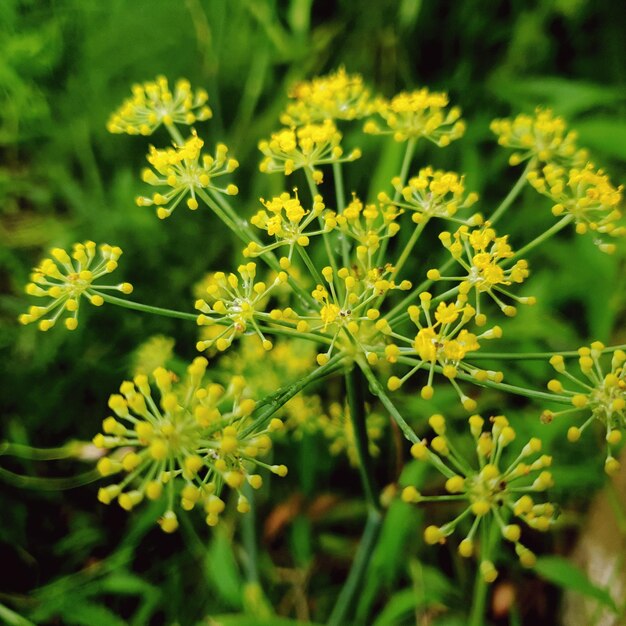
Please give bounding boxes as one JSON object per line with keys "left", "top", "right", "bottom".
{"left": 136, "top": 133, "right": 239, "bottom": 219}
{"left": 94, "top": 357, "right": 287, "bottom": 532}
{"left": 19, "top": 242, "right": 132, "bottom": 331}
{"left": 107, "top": 76, "right": 212, "bottom": 135}
{"left": 258, "top": 121, "right": 361, "bottom": 184}
{"left": 490, "top": 108, "right": 587, "bottom": 167}
{"left": 244, "top": 191, "right": 327, "bottom": 261}
{"left": 430, "top": 223, "right": 535, "bottom": 322}
{"left": 546, "top": 343, "right": 626, "bottom": 474}
{"left": 381, "top": 167, "right": 481, "bottom": 225}
{"left": 195, "top": 263, "right": 288, "bottom": 352}
{"left": 280, "top": 67, "right": 373, "bottom": 126}
{"left": 403, "top": 414, "right": 555, "bottom": 582}
{"left": 387, "top": 294, "right": 503, "bottom": 408}
{"left": 527, "top": 162, "right": 624, "bottom": 252}
{"left": 364, "top": 88, "right": 465, "bottom": 145}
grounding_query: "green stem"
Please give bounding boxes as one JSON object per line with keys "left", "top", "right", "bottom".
{"left": 376, "top": 138, "right": 417, "bottom": 267}
{"left": 468, "top": 519, "right": 500, "bottom": 626}
{"left": 241, "top": 483, "right": 259, "bottom": 584}
{"left": 392, "top": 218, "right": 429, "bottom": 280}
{"left": 257, "top": 324, "right": 332, "bottom": 346}
{"left": 99, "top": 293, "right": 197, "bottom": 321}
{"left": 333, "top": 161, "right": 351, "bottom": 267}
{"left": 165, "top": 123, "right": 185, "bottom": 145}
{"left": 508, "top": 215, "right": 574, "bottom": 262}
{"left": 0, "top": 467, "right": 101, "bottom": 490}
{"left": 345, "top": 367, "right": 380, "bottom": 512}
{"left": 326, "top": 508, "right": 383, "bottom": 626}
{"left": 241, "top": 354, "right": 347, "bottom": 437}
{"left": 0, "top": 442, "right": 83, "bottom": 461}
{"left": 305, "top": 169, "right": 339, "bottom": 275}
{"left": 357, "top": 357, "right": 419, "bottom": 444}
{"left": 297, "top": 246, "right": 325, "bottom": 287}
{"left": 488, "top": 160, "right": 534, "bottom": 226}
{"left": 468, "top": 344, "right": 626, "bottom": 360}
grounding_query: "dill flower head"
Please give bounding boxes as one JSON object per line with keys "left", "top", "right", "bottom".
{"left": 364, "top": 88, "right": 465, "bottom": 145}
{"left": 402, "top": 414, "right": 556, "bottom": 581}
{"left": 94, "top": 357, "right": 287, "bottom": 531}
{"left": 546, "top": 343, "right": 626, "bottom": 474}
{"left": 136, "top": 133, "right": 239, "bottom": 219}
{"left": 387, "top": 293, "right": 503, "bottom": 408}
{"left": 299, "top": 264, "right": 412, "bottom": 366}
{"left": 527, "top": 162, "right": 624, "bottom": 253}
{"left": 244, "top": 191, "right": 327, "bottom": 261}
{"left": 195, "top": 263, "right": 288, "bottom": 353}
{"left": 491, "top": 108, "right": 587, "bottom": 167}
{"left": 431, "top": 223, "right": 535, "bottom": 324}
{"left": 379, "top": 167, "right": 481, "bottom": 225}
{"left": 258, "top": 121, "right": 361, "bottom": 184}
{"left": 280, "top": 67, "right": 373, "bottom": 126}
{"left": 323, "top": 193, "right": 401, "bottom": 257}
{"left": 19, "top": 241, "right": 132, "bottom": 331}
{"left": 107, "top": 76, "right": 212, "bottom": 135}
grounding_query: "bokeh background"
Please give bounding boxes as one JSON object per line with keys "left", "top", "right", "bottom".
{"left": 1, "top": 1, "right": 626, "bottom": 624}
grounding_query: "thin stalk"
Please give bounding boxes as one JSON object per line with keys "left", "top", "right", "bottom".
{"left": 165, "top": 123, "right": 185, "bottom": 145}
{"left": 357, "top": 357, "right": 419, "bottom": 444}
{"left": 507, "top": 215, "right": 574, "bottom": 262}
{"left": 488, "top": 160, "right": 534, "bottom": 226}
{"left": 392, "top": 218, "right": 429, "bottom": 280}
{"left": 376, "top": 137, "right": 417, "bottom": 267}
{"left": 345, "top": 367, "right": 380, "bottom": 512}
{"left": 326, "top": 508, "right": 383, "bottom": 626}
{"left": 467, "top": 344, "right": 626, "bottom": 360}
{"left": 0, "top": 442, "right": 82, "bottom": 461}
{"left": 333, "top": 161, "right": 351, "bottom": 267}
{"left": 241, "top": 483, "right": 259, "bottom": 584}
{"left": 0, "top": 467, "right": 101, "bottom": 490}
{"left": 305, "top": 169, "right": 338, "bottom": 275}
{"left": 99, "top": 293, "right": 197, "bottom": 321}
{"left": 468, "top": 519, "right": 500, "bottom": 626}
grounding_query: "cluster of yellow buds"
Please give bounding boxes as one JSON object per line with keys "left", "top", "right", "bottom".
{"left": 381, "top": 167, "right": 481, "bottom": 225}
{"left": 546, "top": 343, "right": 626, "bottom": 474}
{"left": 19, "top": 242, "right": 132, "bottom": 331}
{"left": 94, "top": 357, "right": 287, "bottom": 532}
{"left": 107, "top": 76, "right": 212, "bottom": 135}
{"left": 386, "top": 294, "right": 502, "bottom": 407}
{"left": 280, "top": 67, "right": 374, "bottom": 126}
{"left": 244, "top": 191, "right": 327, "bottom": 261}
{"left": 364, "top": 88, "right": 465, "bottom": 145}
{"left": 136, "top": 133, "right": 239, "bottom": 219}
{"left": 258, "top": 120, "right": 362, "bottom": 184}
{"left": 298, "top": 265, "right": 411, "bottom": 366}
{"left": 195, "top": 263, "right": 288, "bottom": 352}
{"left": 527, "top": 162, "right": 624, "bottom": 252}
{"left": 430, "top": 223, "right": 535, "bottom": 323}
{"left": 491, "top": 108, "right": 587, "bottom": 167}
{"left": 323, "top": 194, "right": 401, "bottom": 258}
{"left": 402, "top": 414, "right": 556, "bottom": 582}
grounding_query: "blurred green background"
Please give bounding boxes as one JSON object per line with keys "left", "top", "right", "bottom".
{"left": 1, "top": 0, "right": 626, "bottom": 624}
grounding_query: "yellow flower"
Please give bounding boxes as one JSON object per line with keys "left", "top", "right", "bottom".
{"left": 19, "top": 242, "right": 132, "bottom": 331}
{"left": 386, "top": 293, "right": 502, "bottom": 408}
{"left": 280, "top": 67, "right": 373, "bottom": 126}
{"left": 491, "top": 108, "right": 587, "bottom": 167}
{"left": 195, "top": 262, "right": 288, "bottom": 352}
{"left": 433, "top": 223, "right": 535, "bottom": 323}
{"left": 258, "top": 120, "right": 361, "bottom": 184}
{"left": 323, "top": 194, "right": 401, "bottom": 258}
{"left": 94, "top": 357, "right": 287, "bottom": 530}
{"left": 244, "top": 191, "right": 327, "bottom": 261}
{"left": 403, "top": 414, "right": 555, "bottom": 579}
{"left": 546, "top": 343, "right": 626, "bottom": 474}
{"left": 527, "top": 162, "right": 624, "bottom": 253}
{"left": 107, "top": 76, "right": 212, "bottom": 135}
{"left": 364, "top": 88, "right": 465, "bottom": 145}
{"left": 136, "top": 133, "right": 239, "bottom": 219}
{"left": 380, "top": 167, "right": 481, "bottom": 225}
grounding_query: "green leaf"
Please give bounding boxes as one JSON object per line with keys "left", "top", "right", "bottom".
{"left": 55, "top": 601, "right": 127, "bottom": 626}
{"left": 575, "top": 118, "right": 626, "bottom": 161}
{"left": 535, "top": 556, "right": 617, "bottom": 611}
{"left": 0, "top": 603, "right": 36, "bottom": 626}
{"left": 206, "top": 615, "right": 322, "bottom": 626}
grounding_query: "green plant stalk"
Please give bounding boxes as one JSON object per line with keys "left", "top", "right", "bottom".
{"left": 241, "top": 482, "right": 259, "bottom": 584}
{"left": 0, "top": 467, "right": 101, "bottom": 490}
{"left": 99, "top": 293, "right": 198, "bottom": 321}
{"left": 326, "top": 508, "right": 383, "bottom": 626}
{"left": 488, "top": 159, "right": 535, "bottom": 226}
{"left": 357, "top": 357, "right": 419, "bottom": 444}
{"left": 507, "top": 214, "right": 574, "bottom": 262}
{"left": 392, "top": 217, "right": 430, "bottom": 280}
{"left": 345, "top": 367, "right": 380, "bottom": 512}
{"left": 467, "top": 344, "right": 626, "bottom": 360}
{"left": 0, "top": 442, "right": 83, "bottom": 460}
{"left": 468, "top": 519, "right": 500, "bottom": 626}
{"left": 333, "top": 161, "right": 351, "bottom": 267}
{"left": 376, "top": 137, "right": 417, "bottom": 267}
